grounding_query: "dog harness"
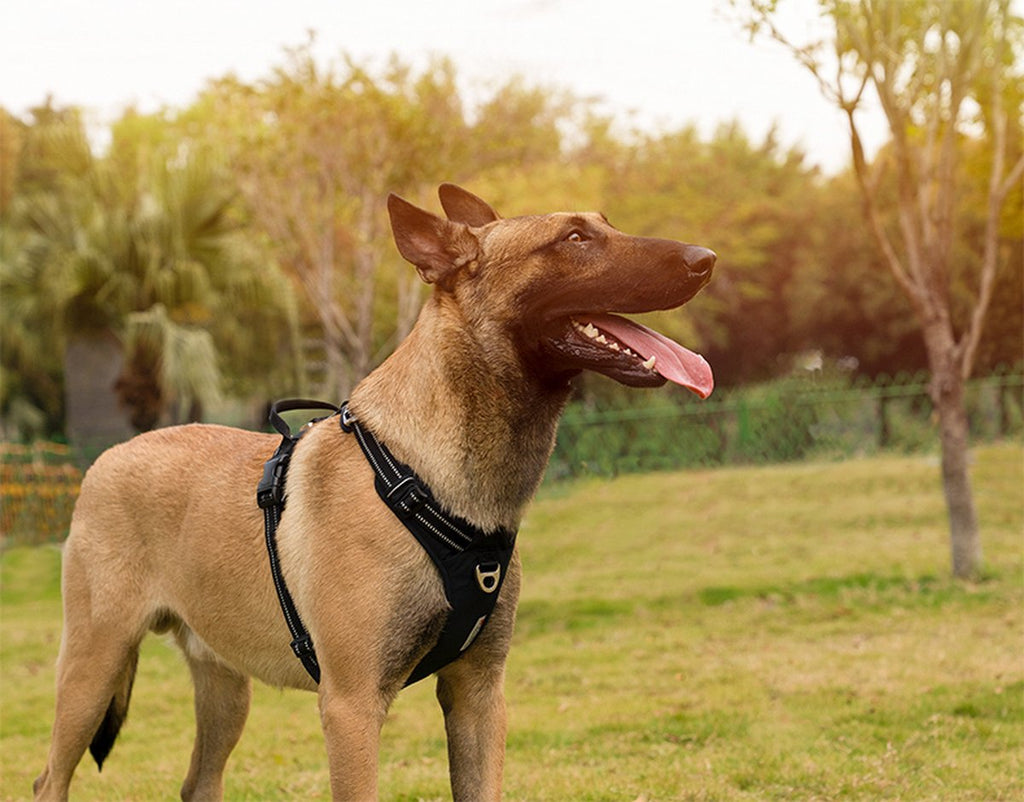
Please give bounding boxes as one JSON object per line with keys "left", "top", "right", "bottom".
{"left": 257, "top": 399, "right": 516, "bottom": 687}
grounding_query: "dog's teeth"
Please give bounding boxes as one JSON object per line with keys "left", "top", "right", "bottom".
{"left": 573, "top": 320, "right": 629, "bottom": 354}
{"left": 642, "top": 355, "right": 657, "bottom": 370}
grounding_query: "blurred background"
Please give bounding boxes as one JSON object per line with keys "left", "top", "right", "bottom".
{"left": 0, "top": 0, "right": 1020, "bottom": 554}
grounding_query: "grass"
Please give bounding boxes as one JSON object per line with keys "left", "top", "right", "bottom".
{"left": 2, "top": 442, "right": 1022, "bottom": 801}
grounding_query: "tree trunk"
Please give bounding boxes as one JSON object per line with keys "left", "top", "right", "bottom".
{"left": 64, "top": 329, "right": 134, "bottom": 463}
{"left": 925, "top": 327, "right": 982, "bottom": 580}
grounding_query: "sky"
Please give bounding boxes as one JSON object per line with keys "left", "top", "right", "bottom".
{"left": 0, "top": 0, "right": 894, "bottom": 174}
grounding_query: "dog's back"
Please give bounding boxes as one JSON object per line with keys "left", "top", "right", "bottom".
{"left": 67, "top": 424, "right": 271, "bottom": 575}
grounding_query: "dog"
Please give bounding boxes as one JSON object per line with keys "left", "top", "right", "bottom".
{"left": 33, "top": 183, "right": 715, "bottom": 801}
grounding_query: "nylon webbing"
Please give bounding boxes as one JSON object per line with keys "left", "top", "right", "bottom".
{"left": 257, "top": 400, "right": 341, "bottom": 684}
{"left": 339, "top": 404, "right": 516, "bottom": 686}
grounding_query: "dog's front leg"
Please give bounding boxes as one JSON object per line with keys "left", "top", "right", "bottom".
{"left": 436, "top": 660, "right": 507, "bottom": 802}
{"left": 318, "top": 680, "right": 386, "bottom": 801}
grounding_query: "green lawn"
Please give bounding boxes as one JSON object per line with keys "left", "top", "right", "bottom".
{"left": 2, "top": 443, "right": 1022, "bottom": 801}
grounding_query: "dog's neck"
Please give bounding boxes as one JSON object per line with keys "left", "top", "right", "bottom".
{"left": 349, "top": 294, "right": 571, "bottom": 533}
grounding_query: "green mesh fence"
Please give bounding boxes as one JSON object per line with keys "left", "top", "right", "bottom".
{"left": 548, "top": 369, "right": 1023, "bottom": 480}
{"left": 2, "top": 370, "right": 1021, "bottom": 545}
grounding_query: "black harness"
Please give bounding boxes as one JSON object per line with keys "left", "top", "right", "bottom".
{"left": 256, "top": 400, "right": 516, "bottom": 687}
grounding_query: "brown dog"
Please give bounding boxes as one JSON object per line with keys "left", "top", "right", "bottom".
{"left": 33, "top": 184, "right": 715, "bottom": 801}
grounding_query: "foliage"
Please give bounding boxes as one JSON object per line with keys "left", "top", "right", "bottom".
{"left": 2, "top": 444, "right": 1021, "bottom": 799}
{"left": 0, "top": 102, "right": 298, "bottom": 435}
{"left": 0, "top": 105, "right": 81, "bottom": 433}
{"left": 2, "top": 43, "right": 1020, "bottom": 439}
{"left": 118, "top": 304, "right": 223, "bottom": 429}
{"left": 0, "top": 442, "right": 81, "bottom": 545}
{"left": 173, "top": 44, "right": 588, "bottom": 398}
{"left": 180, "top": 52, "right": 448, "bottom": 396}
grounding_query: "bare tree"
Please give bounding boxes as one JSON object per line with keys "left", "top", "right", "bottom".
{"left": 738, "top": 0, "right": 1023, "bottom": 578}
{"left": 197, "top": 49, "right": 468, "bottom": 398}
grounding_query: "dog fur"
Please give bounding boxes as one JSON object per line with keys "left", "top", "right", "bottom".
{"left": 33, "top": 184, "right": 715, "bottom": 801}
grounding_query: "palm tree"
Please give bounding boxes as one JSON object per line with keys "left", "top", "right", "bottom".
{"left": 2, "top": 107, "right": 298, "bottom": 451}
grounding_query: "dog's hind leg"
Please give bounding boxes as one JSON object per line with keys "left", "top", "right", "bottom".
{"left": 34, "top": 526, "right": 154, "bottom": 801}
{"left": 176, "top": 629, "right": 252, "bottom": 802}
{"left": 33, "top": 608, "right": 145, "bottom": 801}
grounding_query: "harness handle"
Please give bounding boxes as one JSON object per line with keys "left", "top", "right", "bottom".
{"left": 257, "top": 400, "right": 341, "bottom": 510}
{"left": 267, "top": 398, "right": 341, "bottom": 439}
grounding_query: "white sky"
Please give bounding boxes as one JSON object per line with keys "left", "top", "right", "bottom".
{"left": 1, "top": 0, "right": 895, "bottom": 173}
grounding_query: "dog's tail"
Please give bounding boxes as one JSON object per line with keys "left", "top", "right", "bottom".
{"left": 88, "top": 645, "right": 139, "bottom": 772}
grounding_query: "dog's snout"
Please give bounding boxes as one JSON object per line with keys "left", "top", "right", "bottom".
{"left": 684, "top": 246, "right": 716, "bottom": 278}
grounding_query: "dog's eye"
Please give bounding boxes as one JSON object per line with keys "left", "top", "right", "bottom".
{"left": 565, "top": 230, "right": 587, "bottom": 243}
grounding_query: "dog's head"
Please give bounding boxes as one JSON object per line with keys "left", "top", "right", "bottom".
{"left": 388, "top": 184, "right": 715, "bottom": 398}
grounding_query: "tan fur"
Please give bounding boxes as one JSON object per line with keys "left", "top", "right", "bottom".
{"left": 34, "top": 184, "right": 714, "bottom": 801}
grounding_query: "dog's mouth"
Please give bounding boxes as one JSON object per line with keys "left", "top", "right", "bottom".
{"left": 543, "top": 313, "right": 713, "bottom": 397}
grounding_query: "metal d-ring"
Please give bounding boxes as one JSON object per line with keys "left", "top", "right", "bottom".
{"left": 475, "top": 562, "right": 501, "bottom": 593}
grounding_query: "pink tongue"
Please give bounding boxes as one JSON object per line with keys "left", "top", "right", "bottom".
{"left": 578, "top": 313, "right": 714, "bottom": 398}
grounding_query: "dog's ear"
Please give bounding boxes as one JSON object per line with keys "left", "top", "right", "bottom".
{"left": 438, "top": 183, "right": 501, "bottom": 227}
{"left": 388, "top": 193, "right": 481, "bottom": 286}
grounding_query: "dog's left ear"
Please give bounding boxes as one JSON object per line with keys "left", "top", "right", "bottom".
{"left": 388, "top": 193, "right": 481, "bottom": 286}
{"left": 438, "top": 183, "right": 501, "bottom": 226}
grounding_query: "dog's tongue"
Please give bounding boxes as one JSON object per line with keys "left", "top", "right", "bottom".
{"left": 580, "top": 313, "right": 714, "bottom": 398}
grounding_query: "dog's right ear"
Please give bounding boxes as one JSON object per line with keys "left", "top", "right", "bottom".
{"left": 387, "top": 193, "right": 481, "bottom": 286}
{"left": 438, "top": 183, "right": 501, "bottom": 227}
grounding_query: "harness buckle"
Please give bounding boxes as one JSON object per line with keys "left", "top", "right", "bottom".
{"left": 257, "top": 444, "right": 292, "bottom": 509}
{"left": 290, "top": 634, "right": 317, "bottom": 659}
{"left": 387, "top": 475, "right": 430, "bottom": 519}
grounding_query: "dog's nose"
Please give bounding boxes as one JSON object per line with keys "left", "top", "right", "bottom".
{"left": 684, "top": 246, "right": 716, "bottom": 278}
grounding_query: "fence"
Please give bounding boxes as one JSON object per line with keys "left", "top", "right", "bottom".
{"left": 1, "top": 441, "right": 83, "bottom": 548}
{"left": 547, "top": 369, "right": 1023, "bottom": 480}
{"left": 2, "top": 370, "right": 1021, "bottom": 545}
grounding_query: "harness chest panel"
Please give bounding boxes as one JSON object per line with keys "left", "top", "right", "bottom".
{"left": 257, "top": 400, "right": 516, "bottom": 687}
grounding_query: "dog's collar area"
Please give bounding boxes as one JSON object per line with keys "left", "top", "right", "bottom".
{"left": 341, "top": 404, "right": 511, "bottom": 553}
{"left": 258, "top": 399, "right": 516, "bottom": 689}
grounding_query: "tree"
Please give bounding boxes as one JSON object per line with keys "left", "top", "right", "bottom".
{"left": 1, "top": 105, "right": 297, "bottom": 447}
{"left": 179, "top": 44, "right": 608, "bottom": 398}
{"left": 788, "top": 169, "right": 928, "bottom": 377}
{"left": 738, "top": 0, "right": 1024, "bottom": 578}
{"left": 184, "top": 47, "right": 471, "bottom": 398}
{"left": 0, "top": 106, "right": 68, "bottom": 436}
